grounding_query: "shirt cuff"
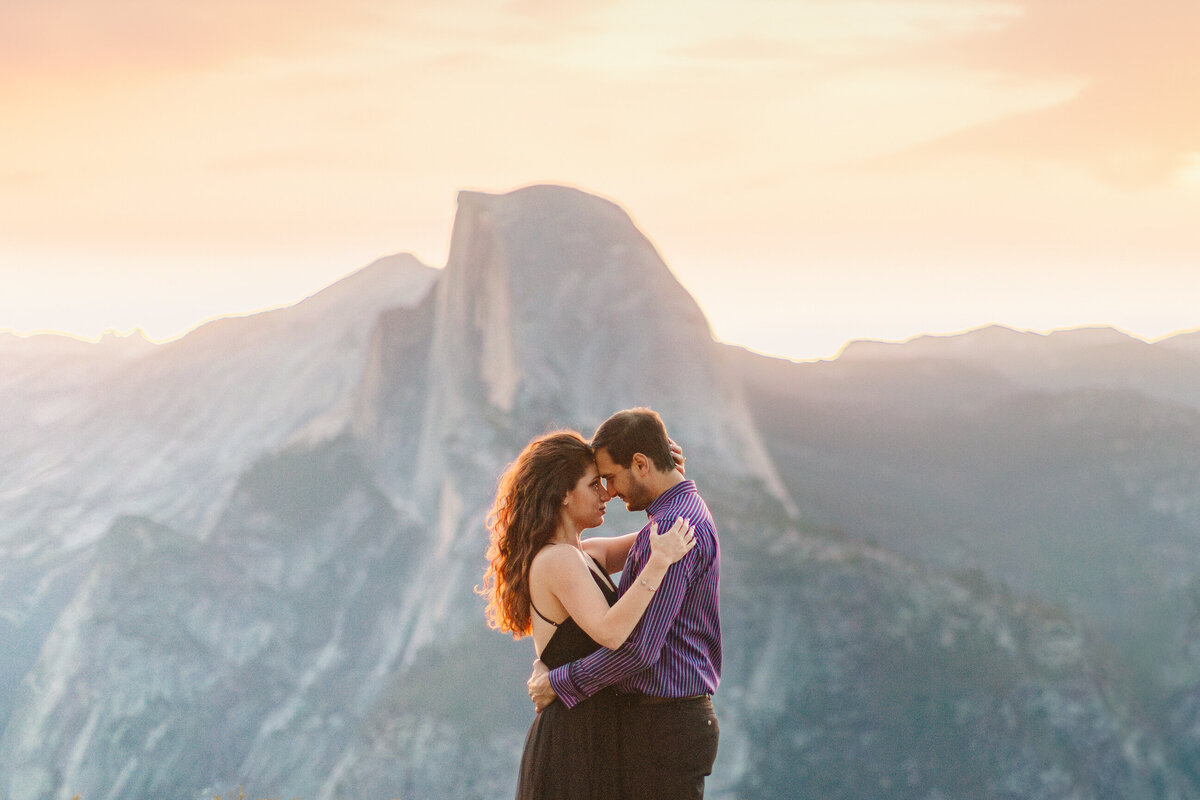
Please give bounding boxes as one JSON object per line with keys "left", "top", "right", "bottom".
{"left": 548, "top": 663, "right": 588, "bottom": 709}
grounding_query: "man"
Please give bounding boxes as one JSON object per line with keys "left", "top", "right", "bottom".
{"left": 528, "top": 407, "right": 721, "bottom": 799}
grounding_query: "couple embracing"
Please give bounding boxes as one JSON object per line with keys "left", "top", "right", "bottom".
{"left": 481, "top": 407, "right": 721, "bottom": 799}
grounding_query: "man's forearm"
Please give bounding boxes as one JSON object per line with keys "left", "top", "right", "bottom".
{"left": 548, "top": 643, "right": 652, "bottom": 708}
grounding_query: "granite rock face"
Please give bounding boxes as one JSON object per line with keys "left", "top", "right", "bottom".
{"left": 2, "top": 187, "right": 1199, "bottom": 799}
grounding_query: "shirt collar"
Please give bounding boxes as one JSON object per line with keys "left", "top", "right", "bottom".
{"left": 647, "top": 480, "right": 695, "bottom": 520}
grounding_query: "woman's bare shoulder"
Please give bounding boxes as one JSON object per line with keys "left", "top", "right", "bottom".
{"left": 531, "top": 543, "right": 585, "bottom": 574}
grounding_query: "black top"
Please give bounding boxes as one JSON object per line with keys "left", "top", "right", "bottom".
{"left": 533, "top": 556, "right": 620, "bottom": 670}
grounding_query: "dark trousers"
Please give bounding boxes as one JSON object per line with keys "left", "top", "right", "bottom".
{"left": 618, "top": 695, "right": 719, "bottom": 800}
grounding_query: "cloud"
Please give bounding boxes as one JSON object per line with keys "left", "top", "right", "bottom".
{"left": 0, "top": 0, "right": 608, "bottom": 85}
{"left": 0, "top": 0, "right": 397, "bottom": 84}
{"left": 874, "top": 0, "right": 1200, "bottom": 184}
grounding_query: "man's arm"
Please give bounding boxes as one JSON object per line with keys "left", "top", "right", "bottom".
{"left": 581, "top": 532, "right": 638, "bottom": 576}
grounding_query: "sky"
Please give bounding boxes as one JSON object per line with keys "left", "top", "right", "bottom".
{"left": 2, "top": 0, "right": 1199, "bottom": 361}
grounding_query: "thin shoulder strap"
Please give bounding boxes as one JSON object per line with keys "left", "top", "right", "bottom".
{"left": 531, "top": 548, "right": 612, "bottom": 626}
{"left": 530, "top": 599, "right": 562, "bottom": 627}
{"left": 587, "top": 555, "right": 618, "bottom": 593}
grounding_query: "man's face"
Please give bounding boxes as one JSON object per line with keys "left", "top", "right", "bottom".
{"left": 594, "top": 447, "right": 654, "bottom": 512}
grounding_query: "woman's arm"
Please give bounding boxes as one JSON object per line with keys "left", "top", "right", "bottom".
{"left": 539, "top": 518, "right": 695, "bottom": 650}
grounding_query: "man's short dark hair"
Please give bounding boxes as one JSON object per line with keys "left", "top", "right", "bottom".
{"left": 591, "top": 407, "right": 674, "bottom": 472}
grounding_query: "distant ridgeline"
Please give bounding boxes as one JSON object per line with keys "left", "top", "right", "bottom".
{"left": 3, "top": 185, "right": 1200, "bottom": 798}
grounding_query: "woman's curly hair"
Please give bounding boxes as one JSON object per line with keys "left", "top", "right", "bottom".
{"left": 479, "top": 430, "right": 595, "bottom": 638}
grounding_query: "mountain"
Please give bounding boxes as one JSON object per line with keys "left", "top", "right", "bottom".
{"left": 0, "top": 254, "right": 437, "bottom": 784}
{"left": 733, "top": 325, "right": 1200, "bottom": 782}
{"left": 1, "top": 253, "right": 437, "bottom": 555}
{"left": 2, "top": 185, "right": 1199, "bottom": 799}
{"left": 838, "top": 324, "right": 1200, "bottom": 412}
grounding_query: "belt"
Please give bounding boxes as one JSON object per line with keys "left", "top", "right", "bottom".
{"left": 621, "top": 693, "right": 709, "bottom": 706}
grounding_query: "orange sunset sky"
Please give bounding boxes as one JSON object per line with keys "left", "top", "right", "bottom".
{"left": 2, "top": 0, "right": 1199, "bottom": 361}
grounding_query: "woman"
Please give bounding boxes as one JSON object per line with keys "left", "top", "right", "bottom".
{"left": 480, "top": 430, "right": 694, "bottom": 799}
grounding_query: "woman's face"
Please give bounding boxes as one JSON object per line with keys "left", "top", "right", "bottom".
{"left": 562, "top": 461, "right": 611, "bottom": 531}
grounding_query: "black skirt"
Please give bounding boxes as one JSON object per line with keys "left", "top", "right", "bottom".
{"left": 515, "top": 687, "right": 622, "bottom": 800}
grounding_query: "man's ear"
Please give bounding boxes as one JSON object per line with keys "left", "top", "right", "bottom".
{"left": 631, "top": 452, "right": 650, "bottom": 477}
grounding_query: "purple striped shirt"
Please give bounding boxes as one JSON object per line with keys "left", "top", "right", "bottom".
{"left": 548, "top": 479, "right": 722, "bottom": 708}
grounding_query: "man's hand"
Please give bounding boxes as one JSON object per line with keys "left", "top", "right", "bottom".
{"left": 528, "top": 659, "right": 557, "bottom": 712}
